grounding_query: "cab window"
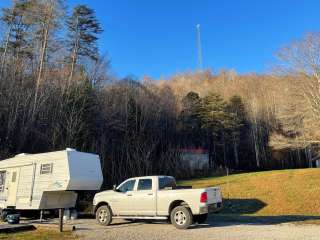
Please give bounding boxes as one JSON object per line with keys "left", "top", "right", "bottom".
{"left": 117, "top": 180, "right": 136, "bottom": 193}
{"left": 137, "top": 179, "right": 152, "bottom": 190}
{"left": 159, "top": 177, "right": 176, "bottom": 190}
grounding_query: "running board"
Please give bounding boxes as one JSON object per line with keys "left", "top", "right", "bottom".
{"left": 112, "top": 216, "right": 167, "bottom": 220}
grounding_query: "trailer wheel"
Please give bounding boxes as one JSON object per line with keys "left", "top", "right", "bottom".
{"left": 170, "top": 206, "right": 193, "bottom": 229}
{"left": 96, "top": 205, "right": 112, "bottom": 226}
{"left": 0, "top": 209, "right": 8, "bottom": 221}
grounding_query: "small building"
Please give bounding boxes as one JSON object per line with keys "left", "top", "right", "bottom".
{"left": 311, "top": 156, "right": 320, "bottom": 168}
{"left": 179, "top": 148, "right": 209, "bottom": 172}
{"left": 0, "top": 148, "right": 103, "bottom": 211}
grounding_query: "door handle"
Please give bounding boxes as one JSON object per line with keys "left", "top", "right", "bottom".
{"left": 147, "top": 193, "right": 153, "bottom": 196}
{"left": 126, "top": 193, "right": 132, "bottom": 196}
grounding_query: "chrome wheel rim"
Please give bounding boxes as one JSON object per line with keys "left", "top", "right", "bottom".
{"left": 98, "top": 209, "right": 108, "bottom": 223}
{"left": 174, "top": 211, "right": 187, "bottom": 226}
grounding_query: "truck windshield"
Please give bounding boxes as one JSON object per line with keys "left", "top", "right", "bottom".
{"left": 159, "top": 177, "right": 176, "bottom": 190}
{"left": 117, "top": 179, "right": 136, "bottom": 193}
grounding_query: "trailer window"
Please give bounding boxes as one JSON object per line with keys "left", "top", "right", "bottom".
{"left": 0, "top": 171, "right": 6, "bottom": 192}
{"left": 137, "top": 179, "right": 152, "bottom": 190}
{"left": 40, "top": 163, "right": 53, "bottom": 174}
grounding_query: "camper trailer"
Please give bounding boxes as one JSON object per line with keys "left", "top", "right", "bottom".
{"left": 0, "top": 149, "right": 103, "bottom": 213}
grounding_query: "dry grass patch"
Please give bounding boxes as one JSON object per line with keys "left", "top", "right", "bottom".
{"left": 0, "top": 229, "right": 77, "bottom": 240}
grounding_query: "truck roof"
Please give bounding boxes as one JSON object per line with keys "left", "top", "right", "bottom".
{"left": 126, "top": 175, "right": 174, "bottom": 180}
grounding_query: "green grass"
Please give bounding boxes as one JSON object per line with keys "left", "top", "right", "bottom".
{"left": 0, "top": 230, "right": 77, "bottom": 240}
{"left": 180, "top": 168, "right": 320, "bottom": 216}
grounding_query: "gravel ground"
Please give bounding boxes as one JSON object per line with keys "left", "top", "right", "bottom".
{"left": 72, "top": 218, "right": 320, "bottom": 240}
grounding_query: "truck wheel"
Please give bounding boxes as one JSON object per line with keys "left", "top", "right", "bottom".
{"left": 170, "top": 206, "right": 193, "bottom": 229}
{"left": 96, "top": 205, "right": 112, "bottom": 226}
{"left": 194, "top": 214, "right": 208, "bottom": 224}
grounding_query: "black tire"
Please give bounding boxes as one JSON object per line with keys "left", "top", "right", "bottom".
{"left": 0, "top": 209, "right": 8, "bottom": 222}
{"left": 193, "top": 214, "right": 208, "bottom": 224}
{"left": 96, "top": 205, "right": 112, "bottom": 226}
{"left": 170, "top": 206, "right": 193, "bottom": 229}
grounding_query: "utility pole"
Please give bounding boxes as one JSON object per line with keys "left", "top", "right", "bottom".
{"left": 196, "top": 24, "right": 203, "bottom": 70}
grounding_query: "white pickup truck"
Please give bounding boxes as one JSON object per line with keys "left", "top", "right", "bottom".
{"left": 93, "top": 176, "right": 223, "bottom": 229}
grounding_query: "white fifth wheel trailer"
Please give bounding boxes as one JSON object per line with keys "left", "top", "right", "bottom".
{"left": 0, "top": 148, "right": 103, "bottom": 213}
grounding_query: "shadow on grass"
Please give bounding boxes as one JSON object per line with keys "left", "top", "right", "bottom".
{"left": 221, "top": 198, "right": 267, "bottom": 214}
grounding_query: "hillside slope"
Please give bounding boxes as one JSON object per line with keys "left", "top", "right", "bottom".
{"left": 181, "top": 169, "right": 320, "bottom": 216}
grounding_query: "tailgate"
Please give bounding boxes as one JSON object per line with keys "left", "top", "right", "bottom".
{"left": 206, "top": 187, "right": 222, "bottom": 204}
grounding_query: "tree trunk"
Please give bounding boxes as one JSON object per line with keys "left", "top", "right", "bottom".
{"left": 33, "top": 25, "right": 49, "bottom": 117}
{"left": 233, "top": 133, "right": 239, "bottom": 166}
{"left": 68, "top": 16, "right": 80, "bottom": 91}
{"left": 252, "top": 122, "right": 260, "bottom": 168}
{"left": 0, "top": 25, "right": 12, "bottom": 77}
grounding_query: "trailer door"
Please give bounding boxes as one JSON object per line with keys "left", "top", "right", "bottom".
{"left": 6, "top": 168, "right": 20, "bottom": 206}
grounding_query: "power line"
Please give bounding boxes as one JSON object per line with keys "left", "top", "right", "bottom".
{"left": 196, "top": 24, "right": 203, "bottom": 70}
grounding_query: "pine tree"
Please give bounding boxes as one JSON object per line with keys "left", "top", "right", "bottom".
{"left": 226, "top": 95, "right": 247, "bottom": 167}
{"left": 198, "top": 93, "right": 235, "bottom": 168}
{"left": 67, "top": 4, "right": 103, "bottom": 86}
{"left": 0, "top": 0, "right": 32, "bottom": 75}
{"left": 179, "top": 91, "right": 202, "bottom": 146}
{"left": 199, "top": 93, "right": 233, "bottom": 136}
{"left": 30, "top": 0, "right": 65, "bottom": 117}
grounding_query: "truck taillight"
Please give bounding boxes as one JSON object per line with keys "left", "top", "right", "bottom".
{"left": 200, "top": 192, "right": 207, "bottom": 203}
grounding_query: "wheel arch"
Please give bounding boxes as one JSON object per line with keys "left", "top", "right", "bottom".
{"left": 168, "top": 200, "right": 191, "bottom": 215}
{"left": 94, "top": 201, "right": 111, "bottom": 214}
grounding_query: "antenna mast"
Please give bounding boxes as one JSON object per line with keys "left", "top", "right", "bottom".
{"left": 196, "top": 24, "right": 203, "bottom": 70}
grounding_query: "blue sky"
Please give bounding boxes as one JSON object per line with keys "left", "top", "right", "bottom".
{"left": 1, "top": 0, "right": 320, "bottom": 79}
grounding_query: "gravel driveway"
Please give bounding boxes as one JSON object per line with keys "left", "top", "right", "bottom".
{"left": 72, "top": 217, "right": 320, "bottom": 240}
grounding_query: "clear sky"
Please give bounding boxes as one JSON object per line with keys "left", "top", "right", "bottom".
{"left": 1, "top": 0, "right": 320, "bottom": 79}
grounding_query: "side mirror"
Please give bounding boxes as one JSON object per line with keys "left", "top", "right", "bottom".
{"left": 113, "top": 184, "right": 117, "bottom": 191}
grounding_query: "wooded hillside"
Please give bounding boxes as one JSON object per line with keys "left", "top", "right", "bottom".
{"left": 1, "top": 0, "right": 319, "bottom": 185}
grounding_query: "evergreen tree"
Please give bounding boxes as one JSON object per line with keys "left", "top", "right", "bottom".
{"left": 199, "top": 93, "right": 233, "bottom": 137}
{"left": 67, "top": 4, "right": 103, "bottom": 84}
{"left": 0, "top": 0, "right": 32, "bottom": 75}
{"left": 198, "top": 93, "right": 236, "bottom": 168}
{"left": 225, "top": 95, "right": 248, "bottom": 167}
{"left": 179, "top": 91, "right": 202, "bottom": 146}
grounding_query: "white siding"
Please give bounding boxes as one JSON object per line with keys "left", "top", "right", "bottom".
{"left": 30, "top": 152, "right": 69, "bottom": 208}
{"left": 67, "top": 151, "right": 103, "bottom": 190}
{"left": 181, "top": 152, "right": 209, "bottom": 170}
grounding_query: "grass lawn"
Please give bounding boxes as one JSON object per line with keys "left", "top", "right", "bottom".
{"left": 180, "top": 168, "right": 320, "bottom": 217}
{"left": 0, "top": 229, "right": 77, "bottom": 240}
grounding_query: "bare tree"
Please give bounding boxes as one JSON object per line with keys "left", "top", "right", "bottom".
{"left": 271, "top": 32, "right": 320, "bottom": 156}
